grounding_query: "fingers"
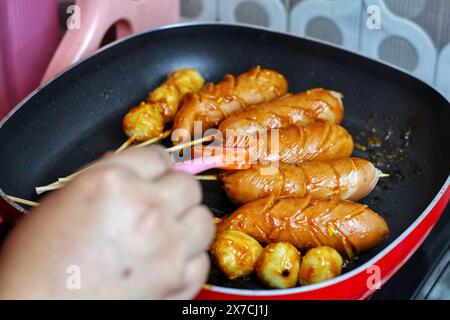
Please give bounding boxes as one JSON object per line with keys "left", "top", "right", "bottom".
{"left": 152, "top": 172, "right": 203, "bottom": 218}
{"left": 167, "top": 253, "right": 210, "bottom": 300}
{"left": 178, "top": 205, "right": 215, "bottom": 258}
{"left": 101, "top": 146, "right": 172, "bottom": 180}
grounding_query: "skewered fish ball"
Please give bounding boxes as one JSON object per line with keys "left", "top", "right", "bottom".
{"left": 123, "top": 102, "right": 165, "bottom": 142}
{"left": 299, "top": 246, "right": 344, "bottom": 285}
{"left": 123, "top": 68, "right": 204, "bottom": 142}
{"left": 210, "top": 230, "right": 262, "bottom": 280}
{"left": 256, "top": 242, "right": 301, "bottom": 289}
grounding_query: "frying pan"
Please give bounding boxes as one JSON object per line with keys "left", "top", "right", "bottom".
{"left": 0, "top": 24, "right": 449, "bottom": 299}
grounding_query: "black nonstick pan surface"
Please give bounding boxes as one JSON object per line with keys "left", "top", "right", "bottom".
{"left": 0, "top": 24, "right": 449, "bottom": 290}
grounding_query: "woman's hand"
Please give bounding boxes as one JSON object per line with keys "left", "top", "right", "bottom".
{"left": 0, "top": 146, "right": 215, "bottom": 299}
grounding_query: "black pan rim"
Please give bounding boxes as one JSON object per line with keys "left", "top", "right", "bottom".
{"left": 0, "top": 23, "right": 449, "bottom": 293}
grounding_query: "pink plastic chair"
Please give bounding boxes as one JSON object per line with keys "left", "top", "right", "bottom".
{"left": 0, "top": 0, "right": 180, "bottom": 120}
{"left": 0, "top": 0, "right": 60, "bottom": 120}
{"left": 42, "top": 0, "right": 180, "bottom": 83}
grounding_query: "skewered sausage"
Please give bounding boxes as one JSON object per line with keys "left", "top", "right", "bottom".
{"left": 264, "top": 122, "right": 353, "bottom": 163}
{"left": 219, "top": 88, "right": 344, "bottom": 136}
{"left": 221, "top": 121, "right": 353, "bottom": 164}
{"left": 210, "top": 230, "right": 263, "bottom": 280}
{"left": 172, "top": 66, "right": 288, "bottom": 143}
{"left": 217, "top": 195, "right": 389, "bottom": 259}
{"left": 299, "top": 246, "right": 343, "bottom": 285}
{"left": 256, "top": 242, "right": 301, "bottom": 289}
{"left": 123, "top": 68, "right": 205, "bottom": 142}
{"left": 194, "top": 122, "right": 353, "bottom": 167}
{"left": 220, "top": 158, "right": 379, "bottom": 204}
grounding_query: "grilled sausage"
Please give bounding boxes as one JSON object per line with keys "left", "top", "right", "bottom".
{"left": 220, "top": 158, "right": 378, "bottom": 204}
{"left": 224, "top": 121, "right": 353, "bottom": 164}
{"left": 172, "top": 66, "right": 288, "bottom": 143}
{"left": 217, "top": 195, "right": 389, "bottom": 259}
{"left": 123, "top": 69, "right": 205, "bottom": 142}
{"left": 268, "top": 122, "right": 353, "bottom": 163}
{"left": 219, "top": 88, "right": 344, "bottom": 136}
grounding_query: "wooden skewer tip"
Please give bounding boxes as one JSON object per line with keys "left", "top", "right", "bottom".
{"left": 195, "top": 175, "right": 219, "bottom": 181}
{"left": 115, "top": 136, "right": 137, "bottom": 154}
{"left": 6, "top": 195, "right": 40, "bottom": 207}
{"left": 166, "top": 135, "right": 216, "bottom": 153}
{"left": 35, "top": 183, "right": 63, "bottom": 195}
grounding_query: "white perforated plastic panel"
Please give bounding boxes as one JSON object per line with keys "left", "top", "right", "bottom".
{"left": 179, "top": 0, "right": 450, "bottom": 100}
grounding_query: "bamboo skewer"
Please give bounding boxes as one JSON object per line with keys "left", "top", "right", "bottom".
{"left": 195, "top": 171, "right": 390, "bottom": 182}
{"left": 114, "top": 136, "right": 137, "bottom": 154}
{"left": 35, "top": 183, "right": 64, "bottom": 195}
{"left": 35, "top": 133, "right": 215, "bottom": 196}
{"left": 133, "top": 130, "right": 172, "bottom": 149}
{"left": 14, "top": 170, "right": 392, "bottom": 208}
{"left": 6, "top": 196, "right": 40, "bottom": 207}
{"left": 38, "top": 161, "right": 391, "bottom": 195}
{"left": 195, "top": 175, "right": 219, "bottom": 181}
{"left": 30, "top": 170, "right": 392, "bottom": 204}
{"left": 55, "top": 131, "right": 172, "bottom": 186}
{"left": 166, "top": 135, "right": 216, "bottom": 153}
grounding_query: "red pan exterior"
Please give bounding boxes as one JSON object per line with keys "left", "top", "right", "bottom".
{"left": 0, "top": 197, "right": 24, "bottom": 223}
{"left": 196, "top": 185, "right": 449, "bottom": 300}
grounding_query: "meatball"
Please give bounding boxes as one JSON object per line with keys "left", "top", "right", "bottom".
{"left": 299, "top": 246, "right": 343, "bottom": 285}
{"left": 123, "top": 69, "right": 204, "bottom": 142}
{"left": 256, "top": 242, "right": 300, "bottom": 289}
{"left": 210, "top": 230, "right": 262, "bottom": 280}
{"left": 123, "top": 102, "right": 164, "bottom": 142}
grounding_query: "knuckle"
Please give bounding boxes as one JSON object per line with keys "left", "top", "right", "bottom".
{"left": 174, "top": 172, "right": 202, "bottom": 202}
{"left": 148, "top": 145, "right": 172, "bottom": 166}
{"left": 195, "top": 206, "right": 216, "bottom": 244}
{"left": 186, "top": 254, "right": 210, "bottom": 285}
{"left": 165, "top": 244, "right": 186, "bottom": 282}
{"left": 91, "top": 165, "right": 126, "bottom": 194}
{"left": 155, "top": 172, "right": 202, "bottom": 205}
{"left": 182, "top": 206, "right": 215, "bottom": 248}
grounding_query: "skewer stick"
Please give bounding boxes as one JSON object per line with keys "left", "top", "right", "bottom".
{"left": 58, "top": 131, "right": 172, "bottom": 184}
{"left": 36, "top": 131, "right": 173, "bottom": 195}
{"left": 195, "top": 175, "right": 218, "bottom": 181}
{"left": 115, "top": 136, "right": 137, "bottom": 154}
{"left": 58, "top": 168, "right": 87, "bottom": 184}
{"left": 6, "top": 196, "right": 40, "bottom": 207}
{"left": 376, "top": 169, "right": 390, "bottom": 178}
{"left": 35, "top": 133, "right": 214, "bottom": 196}
{"left": 166, "top": 135, "right": 216, "bottom": 153}
{"left": 134, "top": 130, "right": 172, "bottom": 149}
{"left": 58, "top": 174, "right": 77, "bottom": 183}
{"left": 35, "top": 183, "right": 64, "bottom": 195}
{"left": 213, "top": 217, "right": 223, "bottom": 224}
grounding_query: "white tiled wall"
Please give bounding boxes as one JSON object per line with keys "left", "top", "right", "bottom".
{"left": 180, "top": 0, "right": 450, "bottom": 100}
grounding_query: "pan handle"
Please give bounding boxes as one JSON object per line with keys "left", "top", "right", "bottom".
{"left": 41, "top": 0, "right": 179, "bottom": 84}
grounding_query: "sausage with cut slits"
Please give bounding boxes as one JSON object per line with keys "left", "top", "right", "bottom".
{"left": 217, "top": 195, "right": 389, "bottom": 259}
{"left": 172, "top": 66, "right": 288, "bottom": 143}
{"left": 220, "top": 158, "right": 378, "bottom": 205}
{"left": 219, "top": 88, "right": 344, "bottom": 136}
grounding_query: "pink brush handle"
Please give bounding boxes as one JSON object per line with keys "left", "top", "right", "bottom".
{"left": 42, "top": 0, "right": 179, "bottom": 84}
{"left": 173, "top": 157, "right": 224, "bottom": 175}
